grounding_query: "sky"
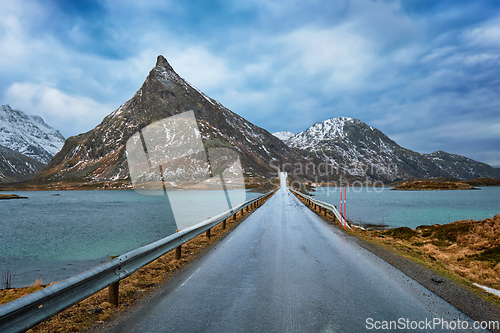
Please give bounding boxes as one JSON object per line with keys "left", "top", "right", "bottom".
{"left": 1, "top": 0, "right": 500, "bottom": 167}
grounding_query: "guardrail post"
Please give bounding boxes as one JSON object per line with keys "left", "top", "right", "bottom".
{"left": 206, "top": 228, "right": 211, "bottom": 239}
{"left": 175, "top": 245, "right": 182, "bottom": 259}
{"left": 222, "top": 219, "right": 227, "bottom": 229}
{"left": 108, "top": 281, "right": 119, "bottom": 306}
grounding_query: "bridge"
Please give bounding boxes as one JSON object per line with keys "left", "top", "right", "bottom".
{"left": 1, "top": 173, "right": 497, "bottom": 332}
{"left": 96, "top": 173, "right": 489, "bottom": 332}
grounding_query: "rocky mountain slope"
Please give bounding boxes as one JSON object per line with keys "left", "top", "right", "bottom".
{"left": 0, "top": 145, "right": 45, "bottom": 183}
{"left": 0, "top": 105, "right": 65, "bottom": 164}
{"left": 34, "top": 56, "right": 308, "bottom": 185}
{"left": 278, "top": 117, "right": 500, "bottom": 182}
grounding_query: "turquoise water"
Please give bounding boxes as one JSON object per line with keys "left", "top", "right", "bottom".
{"left": 0, "top": 190, "right": 259, "bottom": 287}
{"left": 3, "top": 187, "right": 499, "bottom": 287}
{"left": 313, "top": 186, "right": 500, "bottom": 229}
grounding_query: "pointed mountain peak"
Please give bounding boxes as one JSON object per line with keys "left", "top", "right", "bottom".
{"left": 155, "top": 55, "right": 174, "bottom": 72}
{"left": 152, "top": 55, "right": 183, "bottom": 87}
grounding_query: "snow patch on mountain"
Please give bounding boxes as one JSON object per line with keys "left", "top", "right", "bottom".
{"left": 0, "top": 105, "right": 65, "bottom": 164}
{"left": 273, "top": 131, "right": 295, "bottom": 142}
{"left": 286, "top": 117, "right": 356, "bottom": 149}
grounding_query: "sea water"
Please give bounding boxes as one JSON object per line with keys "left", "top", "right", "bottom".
{"left": 0, "top": 190, "right": 260, "bottom": 287}
{"left": 313, "top": 186, "right": 500, "bottom": 229}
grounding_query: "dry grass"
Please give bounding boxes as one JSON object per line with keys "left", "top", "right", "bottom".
{"left": 0, "top": 280, "right": 48, "bottom": 306}
{"left": 353, "top": 214, "right": 500, "bottom": 293}
{"left": 0, "top": 196, "right": 272, "bottom": 333}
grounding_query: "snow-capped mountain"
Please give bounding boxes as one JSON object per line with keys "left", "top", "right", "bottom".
{"left": 35, "top": 56, "right": 308, "bottom": 184}
{"left": 0, "top": 144, "right": 45, "bottom": 183}
{"left": 272, "top": 131, "right": 295, "bottom": 142}
{"left": 0, "top": 105, "right": 65, "bottom": 164}
{"left": 281, "top": 117, "right": 500, "bottom": 181}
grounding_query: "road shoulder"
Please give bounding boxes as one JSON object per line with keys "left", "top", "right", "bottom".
{"left": 329, "top": 221, "right": 500, "bottom": 332}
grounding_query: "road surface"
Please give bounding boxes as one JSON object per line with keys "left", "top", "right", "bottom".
{"left": 103, "top": 173, "right": 488, "bottom": 332}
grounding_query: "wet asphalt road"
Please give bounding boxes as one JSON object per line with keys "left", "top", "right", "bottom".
{"left": 104, "top": 173, "right": 488, "bottom": 332}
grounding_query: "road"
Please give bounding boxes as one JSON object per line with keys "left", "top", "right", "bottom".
{"left": 103, "top": 173, "right": 488, "bottom": 332}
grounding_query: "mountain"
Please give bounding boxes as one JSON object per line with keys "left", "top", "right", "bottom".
{"left": 281, "top": 117, "right": 500, "bottom": 182}
{"left": 34, "top": 56, "right": 308, "bottom": 185}
{"left": 423, "top": 151, "right": 500, "bottom": 180}
{"left": 0, "top": 105, "right": 65, "bottom": 164}
{"left": 0, "top": 145, "right": 45, "bottom": 183}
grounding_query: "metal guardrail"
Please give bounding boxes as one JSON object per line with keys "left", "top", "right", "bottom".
{"left": 290, "top": 188, "right": 351, "bottom": 229}
{"left": 0, "top": 189, "right": 277, "bottom": 333}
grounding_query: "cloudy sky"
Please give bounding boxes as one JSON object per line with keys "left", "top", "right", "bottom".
{"left": 1, "top": 0, "right": 500, "bottom": 167}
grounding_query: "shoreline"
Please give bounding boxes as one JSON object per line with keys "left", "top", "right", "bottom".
{"left": 0, "top": 178, "right": 275, "bottom": 192}
{"left": 0, "top": 194, "right": 28, "bottom": 199}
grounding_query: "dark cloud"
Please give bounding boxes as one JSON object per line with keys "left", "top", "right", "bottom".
{"left": 0, "top": 0, "right": 499, "bottom": 166}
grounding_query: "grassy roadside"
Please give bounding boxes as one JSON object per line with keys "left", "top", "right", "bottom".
{"left": 350, "top": 214, "right": 500, "bottom": 300}
{"left": 347, "top": 215, "right": 500, "bottom": 304}
{"left": 0, "top": 193, "right": 274, "bottom": 333}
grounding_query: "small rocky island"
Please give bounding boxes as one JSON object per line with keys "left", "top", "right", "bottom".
{"left": 0, "top": 194, "right": 28, "bottom": 200}
{"left": 392, "top": 177, "right": 500, "bottom": 191}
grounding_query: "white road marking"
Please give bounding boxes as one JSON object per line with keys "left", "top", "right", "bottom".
{"left": 180, "top": 268, "right": 201, "bottom": 287}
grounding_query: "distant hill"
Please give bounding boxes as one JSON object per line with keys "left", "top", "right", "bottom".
{"left": 391, "top": 177, "right": 500, "bottom": 191}
{"left": 0, "top": 105, "right": 65, "bottom": 183}
{"left": 278, "top": 117, "right": 500, "bottom": 182}
{"left": 392, "top": 180, "right": 478, "bottom": 191}
{"left": 0, "top": 105, "right": 65, "bottom": 164}
{"left": 0, "top": 145, "right": 45, "bottom": 183}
